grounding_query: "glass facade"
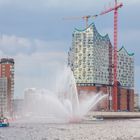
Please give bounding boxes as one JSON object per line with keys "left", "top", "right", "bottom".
{"left": 68, "top": 23, "right": 134, "bottom": 88}
{"left": 116, "top": 47, "right": 134, "bottom": 87}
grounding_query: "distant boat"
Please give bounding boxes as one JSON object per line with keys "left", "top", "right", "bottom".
{"left": 84, "top": 115, "right": 104, "bottom": 121}
{"left": 0, "top": 116, "right": 9, "bottom": 127}
{"left": 94, "top": 116, "right": 104, "bottom": 121}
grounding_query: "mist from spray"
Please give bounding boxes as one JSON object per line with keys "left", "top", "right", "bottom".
{"left": 18, "top": 67, "right": 107, "bottom": 123}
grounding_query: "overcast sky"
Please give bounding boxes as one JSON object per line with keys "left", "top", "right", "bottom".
{"left": 0, "top": 0, "right": 139, "bottom": 98}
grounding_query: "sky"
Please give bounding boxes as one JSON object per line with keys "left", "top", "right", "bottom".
{"left": 0, "top": 0, "right": 139, "bottom": 99}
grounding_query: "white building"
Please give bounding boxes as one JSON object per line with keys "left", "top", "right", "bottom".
{"left": 68, "top": 23, "right": 134, "bottom": 89}
{"left": 117, "top": 47, "right": 134, "bottom": 87}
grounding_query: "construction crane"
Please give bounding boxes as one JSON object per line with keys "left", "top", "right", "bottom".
{"left": 99, "top": 0, "right": 123, "bottom": 111}
{"left": 63, "top": 15, "right": 98, "bottom": 28}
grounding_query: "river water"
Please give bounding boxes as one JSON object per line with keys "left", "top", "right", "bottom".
{"left": 0, "top": 119, "right": 140, "bottom": 140}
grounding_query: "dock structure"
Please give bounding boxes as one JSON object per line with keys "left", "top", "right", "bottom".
{"left": 89, "top": 112, "right": 140, "bottom": 119}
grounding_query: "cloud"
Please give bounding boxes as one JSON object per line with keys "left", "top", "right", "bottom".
{"left": 14, "top": 51, "right": 67, "bottom": 98}
{"left": 0, "top": 0, "right": 135, "bottom": 12}
{"left": 0, "top": 0, "right": 100, "bottom": 8}
{"left": 0, "top": 0, "right": 139, "bottom": 10}
{"left": 0, "top": 34, "right": 68, "bottom": 55}
{"left": 0, "top": 35, "right": 36, "bottom": 55}
{"left": 0, "top": 34, "right": 68, "bottom": 97}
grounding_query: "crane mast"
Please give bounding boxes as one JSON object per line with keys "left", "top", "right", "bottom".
{"left": 113, "top": 0, "right": 119, "bottom": 111}
{"left": 100, "top": 0, "right": 123, "bottom": 111}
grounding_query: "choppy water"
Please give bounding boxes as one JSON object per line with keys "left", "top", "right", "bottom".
{"left": 0, "top": 119, "right": 140, "bottom": 140}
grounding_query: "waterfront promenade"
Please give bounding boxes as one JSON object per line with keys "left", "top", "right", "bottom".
{"left": 89, "top": 111, "right": 140, "bottom": 119}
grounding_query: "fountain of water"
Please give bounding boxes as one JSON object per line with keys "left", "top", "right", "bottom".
{"left": 20, "top": 67, "right": 107, "bottom": 123}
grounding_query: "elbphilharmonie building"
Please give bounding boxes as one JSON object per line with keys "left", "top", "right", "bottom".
{"left": 68, "top": 23, "right": 134, "bottom": 111}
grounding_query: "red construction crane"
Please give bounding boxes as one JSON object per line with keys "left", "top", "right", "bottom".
{"left": 99, "top": 0, "right": 123, "bottom": 111}
{"left": 63, "top": 15, "right": 98, "bottom": 28}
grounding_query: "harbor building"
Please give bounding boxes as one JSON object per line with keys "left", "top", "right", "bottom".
{"left": 134, "top": 92, "right": 139, "bottom": 111}
{"left": 68, "top": 23, "right": 134, "bottom": 111}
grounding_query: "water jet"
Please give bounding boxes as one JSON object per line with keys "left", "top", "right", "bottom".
{"left": 19, "top": 67, "right": 107, "bottom": 123}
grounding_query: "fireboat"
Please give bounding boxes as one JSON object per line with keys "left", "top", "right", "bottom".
{"left": 0, "top": 110, "right": 9, "bottom": 127}
{"left": 0, "top": 115, "right": 9, "bottom": 127}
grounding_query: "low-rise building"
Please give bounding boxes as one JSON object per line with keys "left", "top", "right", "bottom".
{"left": 134, "top": 92, "right": 139, "bottom": 111}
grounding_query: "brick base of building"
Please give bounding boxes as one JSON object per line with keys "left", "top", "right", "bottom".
{"left": 77, "top": 85, "right": 134, "bottom": 112}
